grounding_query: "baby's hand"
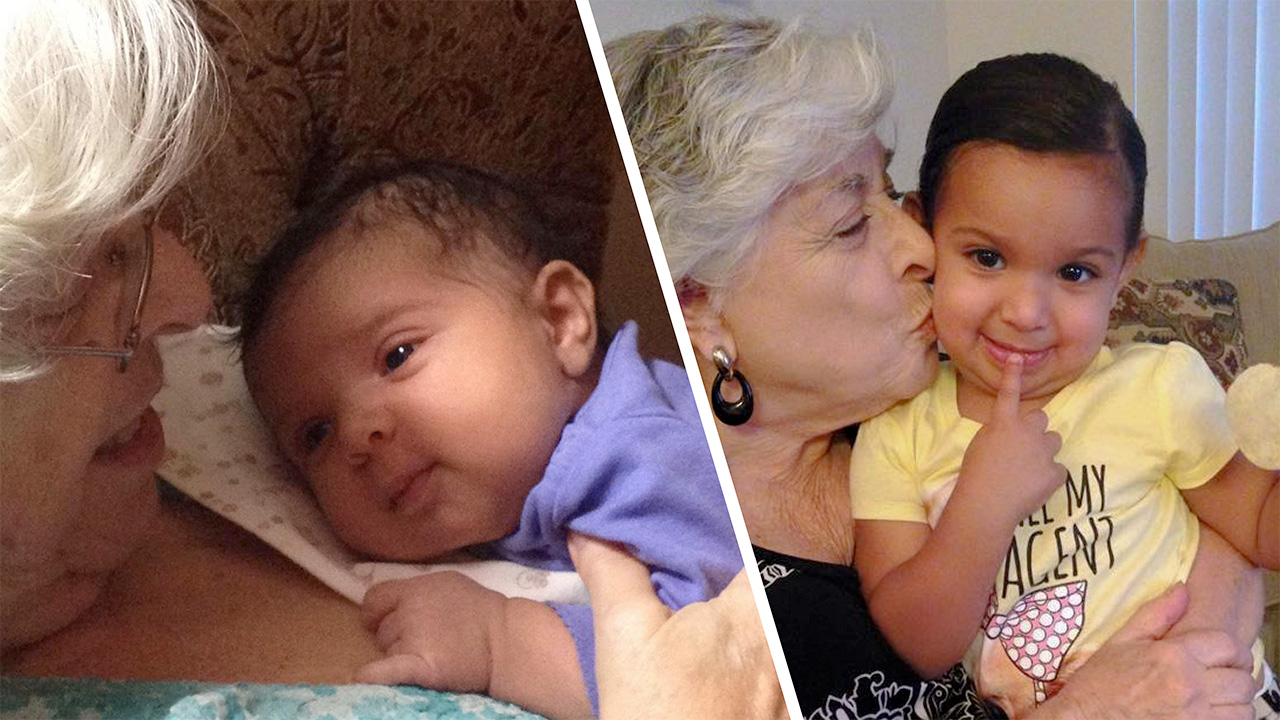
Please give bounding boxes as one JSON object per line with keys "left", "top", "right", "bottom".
{"left": 960, "top": 354, "right": 1067, "bottom": 525}
{"left": 355, "top": 571, "right": 504, "bottom": 693}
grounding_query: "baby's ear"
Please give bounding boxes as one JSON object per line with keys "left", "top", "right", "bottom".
{"left": 529, "top": 260, "right": 597, "bottom": 378}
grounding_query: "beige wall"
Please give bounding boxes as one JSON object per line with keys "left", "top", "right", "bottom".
{"left": 944, "top": 1, "right": 1135, "bottom": 107}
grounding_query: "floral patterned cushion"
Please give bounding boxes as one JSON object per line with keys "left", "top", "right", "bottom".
{"left": 1107, "top": 278, "right": 1248, "bottom": 386}
{"left": 172, "top": 0, "right": 613, "bottom": 325}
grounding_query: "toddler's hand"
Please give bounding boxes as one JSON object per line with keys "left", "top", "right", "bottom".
{"left": 355, "top": 571, "right": 503, "bottom": 693}
{"left": 960, "top": 354, "right": 1067, "bottom": 524}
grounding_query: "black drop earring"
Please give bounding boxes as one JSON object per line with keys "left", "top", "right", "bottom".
{"left": 711, "top": 346, "right": 753, "bottom": 426}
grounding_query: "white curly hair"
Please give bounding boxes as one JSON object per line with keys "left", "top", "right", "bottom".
{"left": 0, "top": 0, "right": 216, "bottom": 381}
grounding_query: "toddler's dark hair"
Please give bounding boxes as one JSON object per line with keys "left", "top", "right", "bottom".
{"left": 239, "top": 159, "right": 575, "bottom": 353}
{"left": 917, "top": 53, "right": 1147, "bottom": 251}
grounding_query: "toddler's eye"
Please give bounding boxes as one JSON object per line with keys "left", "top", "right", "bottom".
{"left": 301, "top": 420, "right": 331, "bottom": 454}
{"left": 1059, "top": 265, "right": 1096, "bottom": 283}
{"left": 969, "top": 249, "right": 1004, "bottom": 269}
{"left": 385, "top": 343, "right": 416, "bottom": 372}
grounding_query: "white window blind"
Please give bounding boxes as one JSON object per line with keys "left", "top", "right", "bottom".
{"left": 1134, "top": 0, "right": 1279, "bottom": 241}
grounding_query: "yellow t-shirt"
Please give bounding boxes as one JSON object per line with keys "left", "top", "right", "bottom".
{"left": 850, "top": 342, "right": 1240, "bottom": 718}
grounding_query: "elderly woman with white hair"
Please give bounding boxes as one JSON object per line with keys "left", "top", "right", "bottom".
{"left": 0, "top": 0, "right": 216, "bottom": 648}
{"left": 0, "top": 0, "right": 388, "bottom": 678}
{"left": 609, "top": 16, "right": 1261, "bottom": 720}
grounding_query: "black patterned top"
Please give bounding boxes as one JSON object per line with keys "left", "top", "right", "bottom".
{"left": 755, "top": 546, "right": 998, "bottom": 720}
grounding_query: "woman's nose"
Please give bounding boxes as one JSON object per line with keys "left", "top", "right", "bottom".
{"left": 141, "top": 225, "right": 212, "bottom": 339}
{"left": 889, "top": 204, "right": 936, "bottom": 281}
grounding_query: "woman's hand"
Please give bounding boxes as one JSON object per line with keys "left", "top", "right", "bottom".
{"left": 1036, "top": 583, "right": 1257, "bottom": 720}
{"left": 567, "top": 533, "right": 786, "bottom": 720}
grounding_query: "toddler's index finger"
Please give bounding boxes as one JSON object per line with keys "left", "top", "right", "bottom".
{"left": 995, "top": 353, "right": 1024, "bottom": 421}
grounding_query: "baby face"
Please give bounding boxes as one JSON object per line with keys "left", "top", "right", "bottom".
{"left": 930, "top": 143, "right": 1142, "bottom": 411}
{"left": 246, "top": 237, "right": 580, "bottom": 560}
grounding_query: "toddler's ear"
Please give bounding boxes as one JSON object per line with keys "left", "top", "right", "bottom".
{"left": 530, "top": 260, "right": 597, "bottom": 378}
{"left": 1119, "top": 232, "right": 1149, "bottom": 283}
{"left": 1109, "top": 232, "right": 1149, "bottom": 304}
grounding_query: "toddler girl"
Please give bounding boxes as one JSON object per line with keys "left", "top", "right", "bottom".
{"left": 850, "top": 53, "right": 1279, "bottom": 719}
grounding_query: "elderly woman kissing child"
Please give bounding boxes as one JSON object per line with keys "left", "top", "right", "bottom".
{"left": 610, "top": 14, "right": 1265, "bottom": 720}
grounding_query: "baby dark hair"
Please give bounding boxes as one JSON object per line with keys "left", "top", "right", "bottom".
{"left": 917, "top": 53, "right": 1147, "bottom": 252}
{"left": 239, "top": 159, "right": 574, "bottom": 353}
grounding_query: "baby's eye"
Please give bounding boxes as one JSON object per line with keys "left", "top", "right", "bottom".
{"left": 301, "top": 420, "right": 331, "bottom": 454}
{"left": 969, "top": 248, "right": 1005, "bottom": 269}
{"left": 1058, "top": 265, "right": 1096, "bottom": 283}
{"left": 385, "top": 343, "right": 416, "bottom": 372}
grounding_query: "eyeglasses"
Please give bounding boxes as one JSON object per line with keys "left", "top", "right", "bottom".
{"left": 42, "top": 220, "right": 154, "bottom": 373}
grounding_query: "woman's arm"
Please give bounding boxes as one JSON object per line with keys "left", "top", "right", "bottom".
{"left": 1166, "top": 520, "right": 1265, "bottom": 664}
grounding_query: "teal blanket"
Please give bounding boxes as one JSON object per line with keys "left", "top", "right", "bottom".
{"left": 0, "top": 677, "right": 548, "bottom": 720}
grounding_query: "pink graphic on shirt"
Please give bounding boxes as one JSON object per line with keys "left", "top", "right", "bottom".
{"left": 982, "top": 581, "right": 1087, "bottom": 705}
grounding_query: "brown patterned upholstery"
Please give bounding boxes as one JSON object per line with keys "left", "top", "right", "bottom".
{"left": 171, "top": 0, "right": 614, "bottom": 326}
{"left": 1107, "top": 278, "right": 1248, "bottom": 387}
